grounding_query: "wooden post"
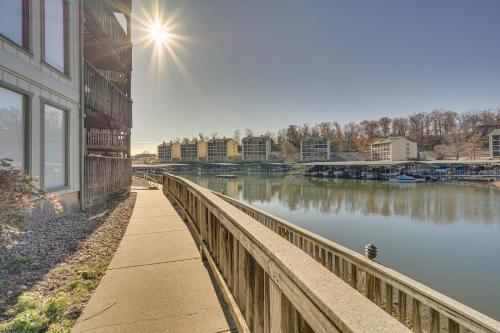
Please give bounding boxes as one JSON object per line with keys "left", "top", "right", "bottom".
{"left": 430, "top": 308, "right": 440, "bottom": 333}
{"left": 412, "top": 298, "right": 421, "bottom": 333}
{"left": 398, "top": 290, "right": 407, "bottom": 325}
{"left": 264, "top": 273, "right": 270, "bottom": 333}
{"left": 343, "top": 258, "right": 349, "bottom": 282}
{"left": 269, "top": 280, "right": 282, "bottom": 333}
{"left": 448, "top": 318, "right": 459, "bottom": 333}
{"left": 245, "top": 252, "right": 255, "bottom": 329}
{"left": 254, "top": 265, "right": 265, "bottom": 333}
{"left": 385, "top": 284, "right": 393, "bottom": 315}
{"left": 350, "top": 264, "right": 357, "bottom": 289}
{"left": 238, "top": 243, "right": 247, "bottom": 314}
{"left": 374, "top": 277, "right": 382, "bottom": 306}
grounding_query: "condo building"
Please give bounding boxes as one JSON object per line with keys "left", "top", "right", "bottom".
{"left": 158, "top": 141, "right": 175, "bottom": 163}
{"left": 242, "top": 136, "right": 272, "bottom": 161}
{"left": 0, "top": 0, "right": 133, "bottom": 213}
{"left": 300, "top": 137, "right": 330, "bottom": 162}
{"left": 180, "top": 140, "right": 207, "bottom": 162}
{"left": 371, "top": 137, "right": 417, "bottom": 161}
{"left": 207, "top": 138, "right": 239, "bottom": 162}
{"left": 490, "top": 129, "right": 500, "bottom": 159}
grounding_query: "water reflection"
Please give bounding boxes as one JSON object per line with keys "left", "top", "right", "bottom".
{"left": 187, "top": 174, "right": 500, "bottom": 226}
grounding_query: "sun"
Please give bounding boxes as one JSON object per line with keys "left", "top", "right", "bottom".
{"left": 149, "top": 22, "right": 170, "bottom": 45}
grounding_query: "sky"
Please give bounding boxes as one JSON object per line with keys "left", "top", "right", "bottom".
{"left": 130, "top": 0, "right": 500, "bottom": 154}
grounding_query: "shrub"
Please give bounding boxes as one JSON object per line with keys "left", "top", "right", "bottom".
{"left": 7, "top": 309, "right": 49, "bottom": 333}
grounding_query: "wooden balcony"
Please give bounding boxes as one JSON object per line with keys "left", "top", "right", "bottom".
{"left": 83, "top": 0, "right": 132, "bottom": 73}
{"left": 86, "top": 128, "right": 129, "bottom": 154}
{"left": 84, "top": 155, "right": 131, "bottom": 208}
{"left": 84, "top": 61, "right": 132, "bottom": 130}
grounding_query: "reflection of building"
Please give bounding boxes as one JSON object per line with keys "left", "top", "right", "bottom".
{"left": 1, "top": 1, "right": 133, "bottom": 212}
{"left": 300, "top": 137, "right": 330, "bottom": 161}
{"left": 241, "top": 176, "right": 273, "bottom": 202}
{"left": 490, "top": 129, "right": 500, "bottom": 158}
{"left": 371, "top": 137, "right": 417, "bottom": 161}
{"left": 180, "top": 140, "right": 207, "bottom": 162}
{"left": 207, "top": 138, "right": 239, "bottom": 162}
{"left": 242, "top": 136, "right": 271, "bottom": 161}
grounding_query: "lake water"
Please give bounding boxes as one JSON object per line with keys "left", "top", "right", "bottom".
{"left": 180, "top": 173, "right": 500, "bottom": 320}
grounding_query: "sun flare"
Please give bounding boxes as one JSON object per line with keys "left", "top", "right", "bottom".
{"left": 133, "top": 0, "right": 197, "bottom": 88}
{"left": 149, "top": 22, "right": 170, "bottom": 45}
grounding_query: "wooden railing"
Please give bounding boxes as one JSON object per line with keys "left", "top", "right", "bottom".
{"left": 83, "top": 0, "right": 132, "bottom": 70}
{"left": 163, "top": 173, "right": 408, "bottom": 333}
{"left": 86, "top": 128, "right": 129, "bottom": 153}
{"left": 84, "top": 156, "right": 131, "bottom": 208}
{"left": 215, "top": 193, "right": 500, "bottom": 333}
{"left": 84, "top": 61, "right": 132, "bottom": 128}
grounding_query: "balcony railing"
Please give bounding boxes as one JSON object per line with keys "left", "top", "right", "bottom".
{"left": 84, "top": 155, "right": 131, "bottom": 208}
{"left": 84, "top": 0, "right": 132, "bottom": 71}
{"left": 84, "top": 61, "right": 132, "bottom": 128}
{"left": 86, "top": 128, "right": 129, "bottom": 153}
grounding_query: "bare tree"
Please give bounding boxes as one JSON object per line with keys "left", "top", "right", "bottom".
{"left": 244, "top": 128, "right": 254, "bottom": 138}
{"left": 379, "top": 117, "right": 391, "bottom": 137}
{"left": 233, "top": 129, "right": 241, "bottom": 143}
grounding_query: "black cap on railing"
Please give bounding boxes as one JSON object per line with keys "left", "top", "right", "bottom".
{"left": 364, "top": 244, "right": 377, "bottom": 260}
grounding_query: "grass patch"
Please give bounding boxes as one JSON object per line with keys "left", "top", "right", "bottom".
{"left": 1, "top": 264, "right": 107, "bottom": 333}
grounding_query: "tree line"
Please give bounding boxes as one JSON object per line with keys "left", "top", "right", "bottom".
{"left": 170, "top": 108, "right": 500, "bottom": 159}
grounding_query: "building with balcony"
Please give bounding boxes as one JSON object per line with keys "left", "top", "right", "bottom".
{"left": 490, "top": 129, "right": 500, "bottom": 159}
{"left": 0, "top": 0, "right": 133, "bottom": 213}
{"left": 300, "top": 137, "right": 330, "bottom": 162}
{"left": 371, "top": 137, "right": 417, "bottom": 161}
{"left": 83, "top": 0, "right": 133, "bottom": 207}
{"left": 180, "top": 140, "right": 207, "bottom": 162}
{"left": 242, "top": 136, "right": 272, "bottom": 161}
{"left": 207, "top": 138, "right": 239, "bottom": 162}
{"left": 158, "top": 141, "right": 181, "bottom": 163}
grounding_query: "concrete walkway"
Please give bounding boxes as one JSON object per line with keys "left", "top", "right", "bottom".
{"left": 73, "top": 188, "right": 236, "bottom": 333}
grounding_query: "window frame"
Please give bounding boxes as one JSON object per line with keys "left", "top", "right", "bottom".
{"left": 0, "top": 0, "right": 32, "bottom": 52}
{"left": 40, "top": 99, "right": 69, "bottom": 192}
{"left": 40, "top": 0, "right": 70, "bottom": 76}
{"left": 0, "top": 81, "right": 32, "bottom": 174}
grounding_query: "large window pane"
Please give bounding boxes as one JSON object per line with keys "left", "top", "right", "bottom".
{"left": 44, "top": 104, "right": 66, "bottom": 189}
{"left": 0, "top": 87, "right": 24, "bottom": 169}
{"left": 43, "top": 0, "right": 66, "bottom": 72}
{"left": 0, "top": 1, "right": 23, "bottom": 45}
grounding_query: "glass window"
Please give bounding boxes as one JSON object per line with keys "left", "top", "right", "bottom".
{"left": 42, "top": 0, "right": 67, "bottom": 73}
{"left": 0, "top": 0, "right": 28, "bottom": 47}
{"left": 44, "top": 104, "right": 67, "bottom": 189}
{"left": 0, "top": 87, "right": 25, "bottom": 169}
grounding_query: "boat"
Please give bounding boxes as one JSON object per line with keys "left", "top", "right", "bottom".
{"left": 215, "top": 174, "right": 237, "bottom": 179}
{"left": 390, "top": 175, "right": 425, "bottom": 183}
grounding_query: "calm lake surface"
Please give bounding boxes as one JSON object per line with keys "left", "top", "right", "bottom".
{"left": 180, "top": 173, "right": 500, "bottom": 320}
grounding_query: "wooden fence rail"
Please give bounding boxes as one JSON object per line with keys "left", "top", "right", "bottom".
{"left": 84, "top": 156, "right": 131, "bottom": 208}
{"left": 163, "top": 173, "right": 408, "bottom": 333}
{"left": 215, "top": 193, "right": 500, "bottom": 333}
{"left": 86, "top": 128, "right": 129, "bottom": 152}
